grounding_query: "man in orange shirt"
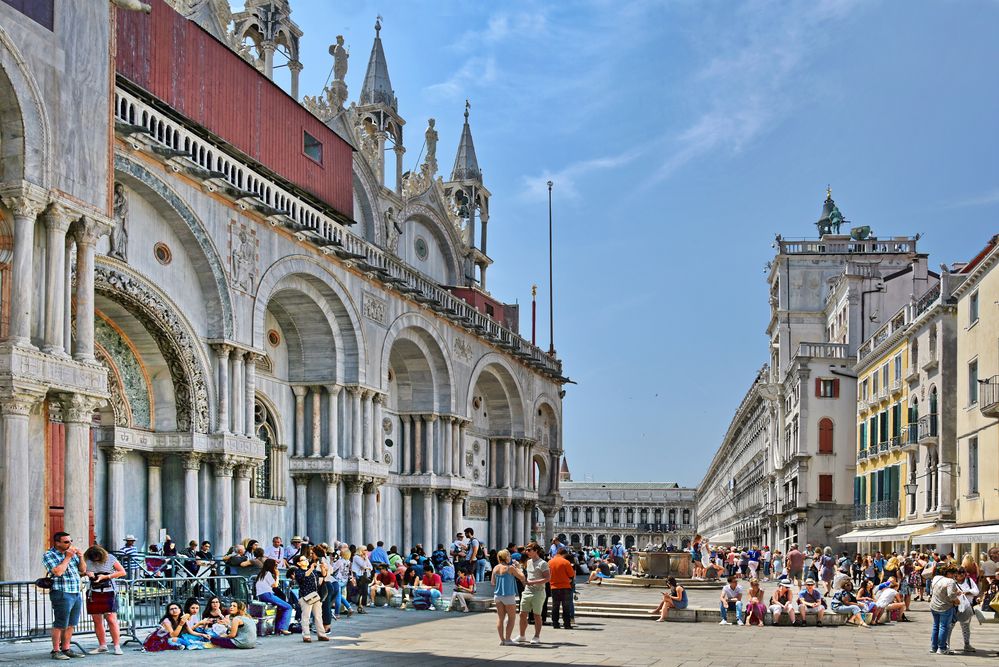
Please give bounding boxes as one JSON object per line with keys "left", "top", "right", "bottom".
{"left": 549, "top": 547, "right": 576, "bottom": 630}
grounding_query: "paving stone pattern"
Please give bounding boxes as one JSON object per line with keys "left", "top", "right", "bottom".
{"left": 2, "top": 581, "right": 999, "bottom": 665}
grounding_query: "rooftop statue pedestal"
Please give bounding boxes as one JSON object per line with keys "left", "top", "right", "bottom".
{"left": 635, "top": 551, "right": 691, "bottom": 578}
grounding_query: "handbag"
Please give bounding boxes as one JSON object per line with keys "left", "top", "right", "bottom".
{"left": 35, "top": 574, "right": 54, "bottom": 590}
{"left": 87, "top": 590, "right": 116, "bottom": 615}
{"left": 301, "top": 591, "right": 321, "bottom": 605}
{"left": 974, "top": 607, "right": 988, "bottom": 624}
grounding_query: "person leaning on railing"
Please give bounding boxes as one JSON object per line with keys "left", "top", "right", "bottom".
{"left": 41, "top": 531, "right": 88, "bottom": 660}
{"left": 83, "top": 545, "right": 126, "bottom": 655}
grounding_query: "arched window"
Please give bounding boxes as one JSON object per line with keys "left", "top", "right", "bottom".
{"left": 558, "top": 509, "right": 566, "bottom": 523}
{"left": 253, "top": 400, "right": 277, "bottom": 499}
{"left": 584, "top": 507, "right": 593, "bottom": 523}
{"left": 598, "top": 508, "right": 606, "bottom": 523}
{"left": 818, "top": 418, "right": 834, "bottom": 454}
{"left": 571, "top": 508, "right": 579, "bottom": 523}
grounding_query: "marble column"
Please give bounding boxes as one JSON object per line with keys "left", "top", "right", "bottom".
{"left": 145, "top": 454, "right": 164, "bottom": 548}
{"left": 63, "top": 238, "right": 73, "bottom": 354}
{"left": 513, "top": 442, "right": 522, "bottom": 489}
{"left": 232, "top": 353, "right": 245, "bottom": 435}
{"left": 401, "top": 488, "right": 413, "bottom": 551}
{"left": 244, "top": 353, "right": 257, "bottom": 436}
{"left": 181, "top": 453, "right": 202, "bottom": 543}
{"left": 505, "top": 440, "right": 513, "bottom": 489}
{"left": 326, "top": 384, "right": 340, "bottom": 458}
{"left": 413, "top": 416, "right": 423, "bottom": 473}
{"left": 1, "top": 193, "right": 44, "bottom": 347}
{"left": 311, "top": 386, "right": 322, "bottom": 457}
{"left": 72, "top": 219, "right": 103, "bottom": 362}
{"left": 292, "top": 385, "right": 307, "bottom": 457}
{"left": 452, "top": 494, "right": 464, "bottom": 538}
{"left": 363, "top": 480, "right": 378, "bottom": 543}
{"left": 233, "top": 464, "right": 252, "bottom": 543}
{"left": 42, "top": 205, "right": 70, "bottom": 355}
{"left": 105, "top": 447, "right": 129, "bottom": 549}
{"left": 350, "top": 387, "right": 362, "bottom": 459}
{"left": 347, "top": 477, "right": 364, "bottom": 545}
{"left": 489, "top": 440, "right": 497, "bottom": 487}
{"left": 322, "top": 473, "right": 339, "bottom": 543}
{"left": 426, "top": 415, "right": 437, "bottom": 474}
{"left": 361, "top": 391, "right": 373, "bottom": 460}
{"left": 454, "top": 420, "right": 463, "bottom": 477}
{"left": 372, "top": 394, "right": 384, "bottom": 464}
{"left": 544, "top": 509, "right": 557, "bottom": 547}
{"left": 294, "top": 475, "right": 308, "bottom": 537}
{"left": 525, "top": 504, "right": 534, "bottom": 544}
{"left": 63, "top": 394, "right": 98, "bottom": 543}
{"left": 437, "top": 491, "right": 451, "bottom": 546}
{"left": 0, "top": 394, "right": 39, "bottom": 579}
{"left": 214, "top": 345, "right": 231, "bottom": 434}
{"left": 442, "top": 416, "right": 452, "bottom": 476}
{"left": 401, "top": 417, "right": 411, "bottom": 474}
{"left": 513, "top": 501, "right": 524, "bottom": 547}
{"left": 488, "top": 501, "right": 498, "bottom": 551}
{"left": 214, "top": 457, "right": 235, "bottom": 550}
{"left": 502, "top": 500, "right": 513, "bottom": 547}
{"left": 422, "top": 489, "right": 434, "bottom": 549}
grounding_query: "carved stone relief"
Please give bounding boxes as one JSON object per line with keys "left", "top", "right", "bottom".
{"left": 231, "top": 222, "right": 258, "bottom": 294}
{"left": 362, "top": 292, "right": 387, "bottom": 325}
{"left": 109, "top": 182, "right": 129, "bottom": 262}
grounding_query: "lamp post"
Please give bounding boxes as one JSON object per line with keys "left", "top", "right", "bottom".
{"left": 547, "top": 180, "right": 555, "bottom": 356}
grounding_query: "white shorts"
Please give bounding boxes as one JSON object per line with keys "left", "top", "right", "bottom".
{"left": 494, "top": 595, "right": 517, "bottom": 607}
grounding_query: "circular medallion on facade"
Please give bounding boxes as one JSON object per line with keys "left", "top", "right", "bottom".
{"left": 472, "top": 440, "right": 480, "bottom": 453}
{"left": 384, "top": 451, "right": 393, "bottom": 465}
{"left": 153, "top": 242, "right": 172, "bottom": 265}
{"left": 472, "top": 396, "right": 482, "bottom": 410}
{"left": 473, "top": 469, "right": 480, "bottom": 481}
{"left": 385, "top": 438, "right": 393, "bottom": 448}
{"left": 267, "top": 329, "right": 281, "bottom": 347}
{"left": 414, "top": 236, "right": 429, "bottom": 260}
{"left": 383, "top": 417, "right": 393, "bottom": 434}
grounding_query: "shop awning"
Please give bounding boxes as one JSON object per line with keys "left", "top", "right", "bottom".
{"left": 867, "top": 523, "right": 939, "bottom": 540}
{"left": 913, "top": 524, "right": 998, "bottom": 545}
{"left": 708, "top": 531, "right": 735, "bottom": 545}
{"left": 837, "top": 528, "right": 882, "bottom": 542}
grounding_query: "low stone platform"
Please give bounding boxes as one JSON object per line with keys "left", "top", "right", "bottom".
{"left": 599, "top": 575, "right": 722, "bottom": 589}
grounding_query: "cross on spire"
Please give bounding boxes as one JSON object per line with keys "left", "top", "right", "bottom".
{"left": 465, "top": 99, "right": 470, "bottom": 120}
{"left": 375, "top": 15, "right": 382, "bottom": 35}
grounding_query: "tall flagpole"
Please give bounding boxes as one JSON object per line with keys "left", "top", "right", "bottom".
{"left": 531, "top": 284, "right": 537, "bottom": 346}
{"left": 547, "top": 180, "right": 555, "bottom": 356}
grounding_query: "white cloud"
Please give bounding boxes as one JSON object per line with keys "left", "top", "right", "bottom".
{"left": 425, "top": 56, "right": 498, "bottom": 100}
{"left": 946, "top": 187, "right": 999, "bottom": 208}
{"left": 519, "top": 148, "right": 644, "bottom": 202}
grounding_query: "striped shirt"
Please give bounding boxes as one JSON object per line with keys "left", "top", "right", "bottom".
{"left": 85, "top": 553, "right": 121, "bottom": 592}
{"left": 42, "top": 548, "right": 82, "bottom": 593}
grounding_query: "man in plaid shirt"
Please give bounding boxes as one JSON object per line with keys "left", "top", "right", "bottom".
{"left": 42, "top": 531, "right": 87, "bottom": 660}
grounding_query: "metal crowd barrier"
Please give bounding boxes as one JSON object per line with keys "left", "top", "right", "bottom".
{"left": 0, "top": 576, "right": 253, "bottom": 649}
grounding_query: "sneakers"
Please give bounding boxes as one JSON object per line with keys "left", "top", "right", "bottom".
{"left": 112, "top": 646, "right": 123, "bottom": 656}
{"left": 719, "top": 620, "right": 730, "bottom": 625}
{"left": 530, "top": 636, "right": 540, "bottom": 644}
{"left": 736, "top": 619, "right": 744, "bottom": 626}
{"left": 50, "top": 652, "right": 70, "bottom": 661}
{"left": 937, "top": 649, "right": 954, "bottom": 655}
{"left": 88, "top": 646, "right": 108, "bottom": 655}
{"left": 513, "top": 635, "right": 527, "bottom": 643}
{"left": 62, "top": 650, "right": 86, "bottom": 659}
{"left": 963, "top": 646, "right": 976, "bottom": 653}
{"left": 429, "top": 605, "right": 436, "bottom": 611}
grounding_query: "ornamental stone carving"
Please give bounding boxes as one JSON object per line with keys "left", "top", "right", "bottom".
{"left": 231, "top": 223, "right": 258, "bottom": 293}
{"left": 1, "top": 194, "right": 46, "bottom": 219}
{"left": 104, "top": 446, "right": 131, "bottom": 464}
{"left": 215, "top": 456, "right": 237, "bottom": 477}
{"left": 181, "top": 452, "right": 202, "bottom": 471}
{"left": 62, "top": 394, "right": 103, "bottom": 423}
{"left": 94, "top": 264, "right": 210, "bottom": 433}
{"left": 452, "top": 337, "right": 473, "bottom": 363}
{"left": 362, "top": 292, "right": 387, "bottom": 325}
{"left": 466, "top": 498, "right": 488, "bottom": 518}
{"left": 320, "top": 473, "right": 340, "bottom": 485}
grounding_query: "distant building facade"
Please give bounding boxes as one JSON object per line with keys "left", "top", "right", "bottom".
{"left": 551, "top": 464, "right": 696, "bottom": 549}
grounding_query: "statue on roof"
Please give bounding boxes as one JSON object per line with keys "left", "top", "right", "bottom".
{"left": 331, "top": 35, "right": 349, "bottom": 82}
{"left": 816, "top": 186, "right": 846, "bottom": 236}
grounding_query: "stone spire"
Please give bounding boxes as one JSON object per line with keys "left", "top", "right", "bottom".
{"left": 359, "top": 17, "right": 397, "bottom": 110}
{"left": 451, "top": 100, "right": 481, "bottom": 182}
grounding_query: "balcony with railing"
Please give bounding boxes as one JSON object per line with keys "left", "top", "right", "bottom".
{"left": 857, "top": 448, "right": 869, "bottom": 463}
{"left": 889, "top": 435, "right": 902, "bottom": 450}
{"left": 781, "top": 499, "right": 804, "bottom": 514}
{"left": 778, "top": 237, "right": 917, "bottom": 256}
{"left": 853, "top": 499, "right": 900, "bottom": 523}
{"left": 796, "top": 342, "right": 849, "bottom": 360}
{"left": 917, "top": 414, "right": 938, "bottom": 444}
{"left": 981, "top": 376, "right": 999, "bottom": 418}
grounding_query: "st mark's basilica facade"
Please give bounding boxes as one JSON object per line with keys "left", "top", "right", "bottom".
{"left": 0, "top": 0, "right": 567, "bottom": 580}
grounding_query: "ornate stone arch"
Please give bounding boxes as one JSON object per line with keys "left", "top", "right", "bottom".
{"left": 380, "top": 312, "right": 454, "bottom": 413}
{"left": 397, "top": 200, "right": 462, "bottom": 282}
{"left": 113, "top": 153, "right": 234, "bottom": 339}
{"left": 532, "top": 394, "right": 562, "bottom": 452}
{"left": 95, "top": 259, "right": 213, "bottom": 433}
{"left": 253, "top": 255, "right": 364, "bottom": 382}
{"left": 0, "top": 22, "right": 52, "bottom": 186}
{"left": 466, "top": 352, "right": 527, "bottom": 437}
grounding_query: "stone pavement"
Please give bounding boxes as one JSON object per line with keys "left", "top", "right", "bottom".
{"left": 3, "top": 581, "right": 999, "bottom": 666}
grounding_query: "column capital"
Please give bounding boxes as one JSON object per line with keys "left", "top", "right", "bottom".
{"left": 60, "top": 393, "right": 103, "bottom": 423}
{"left": 43, "top": 203, "right": 74, "bottom": 231}
{"left": 347, "top": 385, "right": 363, "bottom": 397}
{"left": 324, "top": 383, "right": 342, "bottom": 396}
{"left": 181, "top": 452, "right": 203, "bottom": 471}
{"left": 449, "top": 490, "right": 465, "bottom": 502}
{"left": 292, "top": 385, "right": 308, "bottom": 398}
{"left": 372, "top": 392, "right": 385, "bottom": 405}
{"left": 0, "top": 391, "right": 43, "bottom": 417}
{"left": 288, "top": 59, "right": 304, "bottom": 74}
{"left": 425, "top": 413, "right": 438, "bottom": 423}
{"left": 291, "top": 473, "right": 309, "bottom": 486}
{"left": 212, "top": 343, "right": 234, "bottom": 357}
{"left": 320, "top": 472, "right": 340, "bottom": 485}
{"left": 244, "top": 351, "right": 263, "bottom": 365}
{"left": 71, "top": 215, "right": 110, "bottom": 247}
{"left": 109, "top": 446, "right": 132, "bottom": 463}
{"left": 145, "top": 452, "right": 166, "bottom": 467}
{"left": 346, "top": 476, "right": 365, "bottom": 491}
{"left": 214, "top": 456, "right": 237, "bottom": 477}
{"left": 234, "top": 462, "right": 256, "bottom": 479}
{"left": 260, "top": 41, "right": 277, "bottom": 54}
{"left": 399, "top": 486, "right": 413, "bottom": 497}
{"left": 1, "top": 191, "right": 47, "bottom": 219}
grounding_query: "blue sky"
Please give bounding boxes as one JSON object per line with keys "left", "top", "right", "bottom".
{"left": 272, "top": 0, "right": 999, "bottom": 486}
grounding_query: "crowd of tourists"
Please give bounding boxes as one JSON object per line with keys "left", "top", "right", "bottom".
{"left": 39, "top": 529, "right": 588, "bottom": 658}
{"left": 684, "top": 534, "right": 999, "bottom": 654}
